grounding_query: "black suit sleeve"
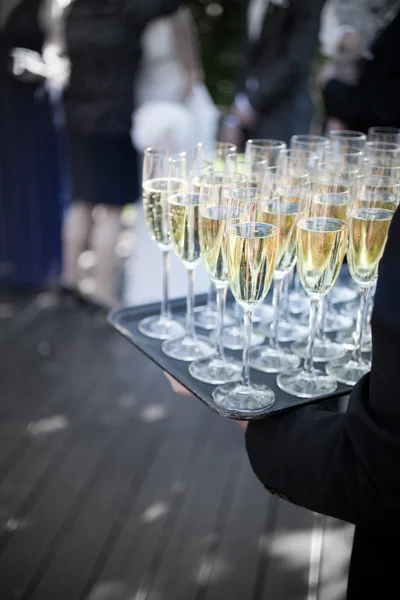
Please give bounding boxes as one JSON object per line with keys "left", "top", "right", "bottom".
{"left": 247, "top": 0, "right": 322, "bottom": 114}
{"left": 245, "top": 206, "right": 400, "bottom": 530}
{"left": 323, "top": 12, "right": 400, "bottom": 129}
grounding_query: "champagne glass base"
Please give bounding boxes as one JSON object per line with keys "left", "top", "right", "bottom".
{"left": 277, "top": 368, "right": 337, "bottom": 399}
{"left": 189, "top": 356, "right": 241, "bottom": 385}
{"left": 162, "top": 335, "right": 214, "bottom": 362}
{"left": 330, "top": 284, "right": 358, "bottom": 304}
{"left": 193, "top": 305, "right": 217, "bottom": 329}
{"left": 193, "top": 305, "right": 234, "bottom": 329}
{"left": 250, "top": 346, "right": 301, "bottom": 373}
{"left": 138, "top": 315, "right": 185, "bottom": 340}
{"left": 335, "top": 329, "right": 372, "bottom": 353}
{"left": 288, "top": 291, "right": 309, "bottom": 315}
{"left": 212, "top": 382, "right": 275, "bottom": 414}
{"left": 209, "top": 326, "right": 265, "bottom": 350}
{"left": 323, "top": 311, "right": 353, "bottom": 333}
{"left": 291, "top": 337, "right": 347, "bottom": 362}
{"left": 297, "top": 309, "right": 352, "bottom": 332}
{"left": 253, "top": 303, "right": 274, "bottom": 324}
{"left": 339, "top": 300, "right": 360, "bottom": 319}
{"left": 325, "top": 356, "right": 371, "bottom": 386}
{"left": 259, "top": 320, "right": 308, "bottom": 343}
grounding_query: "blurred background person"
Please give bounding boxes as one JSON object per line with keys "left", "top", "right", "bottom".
{"left": 61, "top": 0, "right": 183, "bottom": 310}
{"left": 125, "top": 4, "right": 218, "bottom": 307}
{"left": 320, "top": 0, "right": 400, "bottom": 132}
{"left": 221, "top": 0, "right": 324, "bottom": 147}
{"left": 0, "top": 0, "right": 64, "bottom": 288}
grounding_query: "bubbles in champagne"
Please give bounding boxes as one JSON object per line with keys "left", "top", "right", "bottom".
{"left": 227, "top": 222, "right": 279, "bottom": 307}
{"left": 168, "top": 196, "right": 201, "bottom": 267}
{"left": 348, "top": 207, "right": 393, "bottom": 286}
{"left": 199, "top": 206, "right": 230, "bottom": 284}
{"left": 297, "top": 217, "right": 347, "bottom": 296}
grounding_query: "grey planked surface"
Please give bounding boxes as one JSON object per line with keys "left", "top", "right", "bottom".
{"left": 0, "top": 292, "right": 352, "bottom": 600}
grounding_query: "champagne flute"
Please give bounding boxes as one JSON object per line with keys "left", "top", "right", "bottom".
{"left": 250, "top": 176, "right": 308, "bottom": 373}
{"left": 276, "top": 149, "right": 320, "bottom": 326}
{"left": 291, "top": 183, "right": 351, "bottom": 362}
{"left": 363, "top": 158, "right": 400, "bottom": 179}
{"left": 368, "top": 126, "right": 400, "bottom": 144}
{"left": 328, "top": 130, "right": 366, "bottom": 153}
{"left": 290, "top": 134, "right": 330, "bottom": 161}
{"left": 277, "top": 185, "right": 348, "bottom": 398}
{"left": 192, "top": 142, "right": 237, "bottom": 329}
{"left": 220, "top": 153, "right": 268, "bottom": 349}
{"left": 257, "top": 168, "right": 310, "bottom": 343}
{"left": 324, "top": 148, "right": 364, "bottom": 169}
{"left": 139, "top": 149, "right": 186, "bottom": 339}
{"left": 277, "top": 148, "right": 320, "bottom": 173}
{"left": 327, "top": 177, "right": 399, "bottom": 385}
{"left": 189, "top": 171, "right": 247, "bottom": 384}
{"left": 212, "top": 187, "right": 280, "bottom": 413}
{"left": 245, "top": 139, "right": 287, "bottom": 166}
{"left": 365, "top": 141, "right": 400, "bottom": 162}
{"left": 162, "top": 191, "right": 214, "bottom": 360}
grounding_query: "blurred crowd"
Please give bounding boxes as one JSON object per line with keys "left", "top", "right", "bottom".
{"left": 1, "top": 0, "right": 399, "bottom": 307}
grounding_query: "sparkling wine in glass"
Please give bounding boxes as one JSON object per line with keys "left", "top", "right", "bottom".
{"left": 250, "top": 176, "right": 308, "bottom": 373}
{"left": 192, "top": 142, "right": 237, "bottom": 330}
{"left": 255, "top": 169, "right": 310, "bottom": 345}
{"left": 138, "top": 149, "right": 186, "bottom": 340}
{"left": 218, "top": 153, "right": 268, "bottom": 349}
{"left": 291, "top": 182, "right": 351, "bottom": 362}
{"left": 277, "top": 185, "right": 348, "bottom": 398}
{"left": 189, "top": 171, "right": 247, "bottom": 384}
{"left": 326, "top": 176, "right": 399, "bottom": 385}
{"left": 161, "top": 191, "right": 214, "bottom": 361}
{"left": 212, "top": 187, "right": 280, "bottom": 414}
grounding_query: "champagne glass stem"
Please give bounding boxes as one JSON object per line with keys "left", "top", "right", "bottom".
{"left": 241, "top": 307, "right": 253, "bottom": 388}
{"left": 269, "top": 276, "right": 284, "bottom": 351}
{"left": 317, "top": 297, "right": 328, "bottom": 340}
{"left": 304, "top": 297, "right": 319, "bottom": 374}
{"left": 186, "top": 267, "right": 196, "bottom": 338}
{"left": 161, "top": 250, "right": 171, "bottom": 322}
{"left": 351, "top": 286, "right": 372, "bottom": 363}
{"left": 207, "top": 280, "right": 215, "bottom": 310}
{"left": 294, "top": 267, "right": 301, "bottom": 293}
{"left": 235, "top": 301, "right": 242, "bottom": 329}
{"left": 282, "top": 276, "right": 290, "bottom": 320}
{"left": 215, "top": 285, "right": 227, "bottom": 361}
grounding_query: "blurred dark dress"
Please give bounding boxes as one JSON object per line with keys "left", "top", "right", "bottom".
{"left": 0, "top": 0, "right": 63, "bottom": 287}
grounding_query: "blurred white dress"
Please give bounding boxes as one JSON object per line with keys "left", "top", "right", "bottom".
{"left": 125, "top": 9, "right": 217, "bottom": 306}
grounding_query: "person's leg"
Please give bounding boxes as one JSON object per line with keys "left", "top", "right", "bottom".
{"left": 90, "top": 204, "right": 121, "bottom": 308}
{"left": 61, "top": 200, "right": 93, "bottom": 288}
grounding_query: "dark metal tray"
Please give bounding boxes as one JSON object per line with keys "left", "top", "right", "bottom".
{"left": 108, "top": 296, "right": 352, "bottom": 420}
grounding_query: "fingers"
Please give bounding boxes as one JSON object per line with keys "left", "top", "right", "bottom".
{"left": 164, "top": 372, "right": 194, "bottom": 396}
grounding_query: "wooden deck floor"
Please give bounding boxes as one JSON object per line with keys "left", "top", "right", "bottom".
{"left": 0, "top": 292, "right": 353, "bottom": 600}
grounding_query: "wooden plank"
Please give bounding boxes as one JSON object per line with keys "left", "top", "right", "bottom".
{"left": 203, "top": 454, "right": 274, "bottom": 600}
{"left": 0, "top": 355, "right": 154, "bottom": 597}
{"left": 28, "top": 369, "right": 178, "bottom": 600}
{"left": 141, "top": 417, "right": 245, "bottom": 600}
{"left": 316, "top": 517, "right": 353, "bottom": 600}
{"left": 82, "top": 392, "right": 211, "bottom": 600}
{"left": 258, "top": 499, "right": 316, "bottom": 600}
{"left": 0, "top": 310, "right": 113, "bottom": 468}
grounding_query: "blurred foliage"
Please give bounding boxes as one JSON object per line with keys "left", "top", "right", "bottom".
{"left": 189, "top": 0, "right": 246, "bottom": 106}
